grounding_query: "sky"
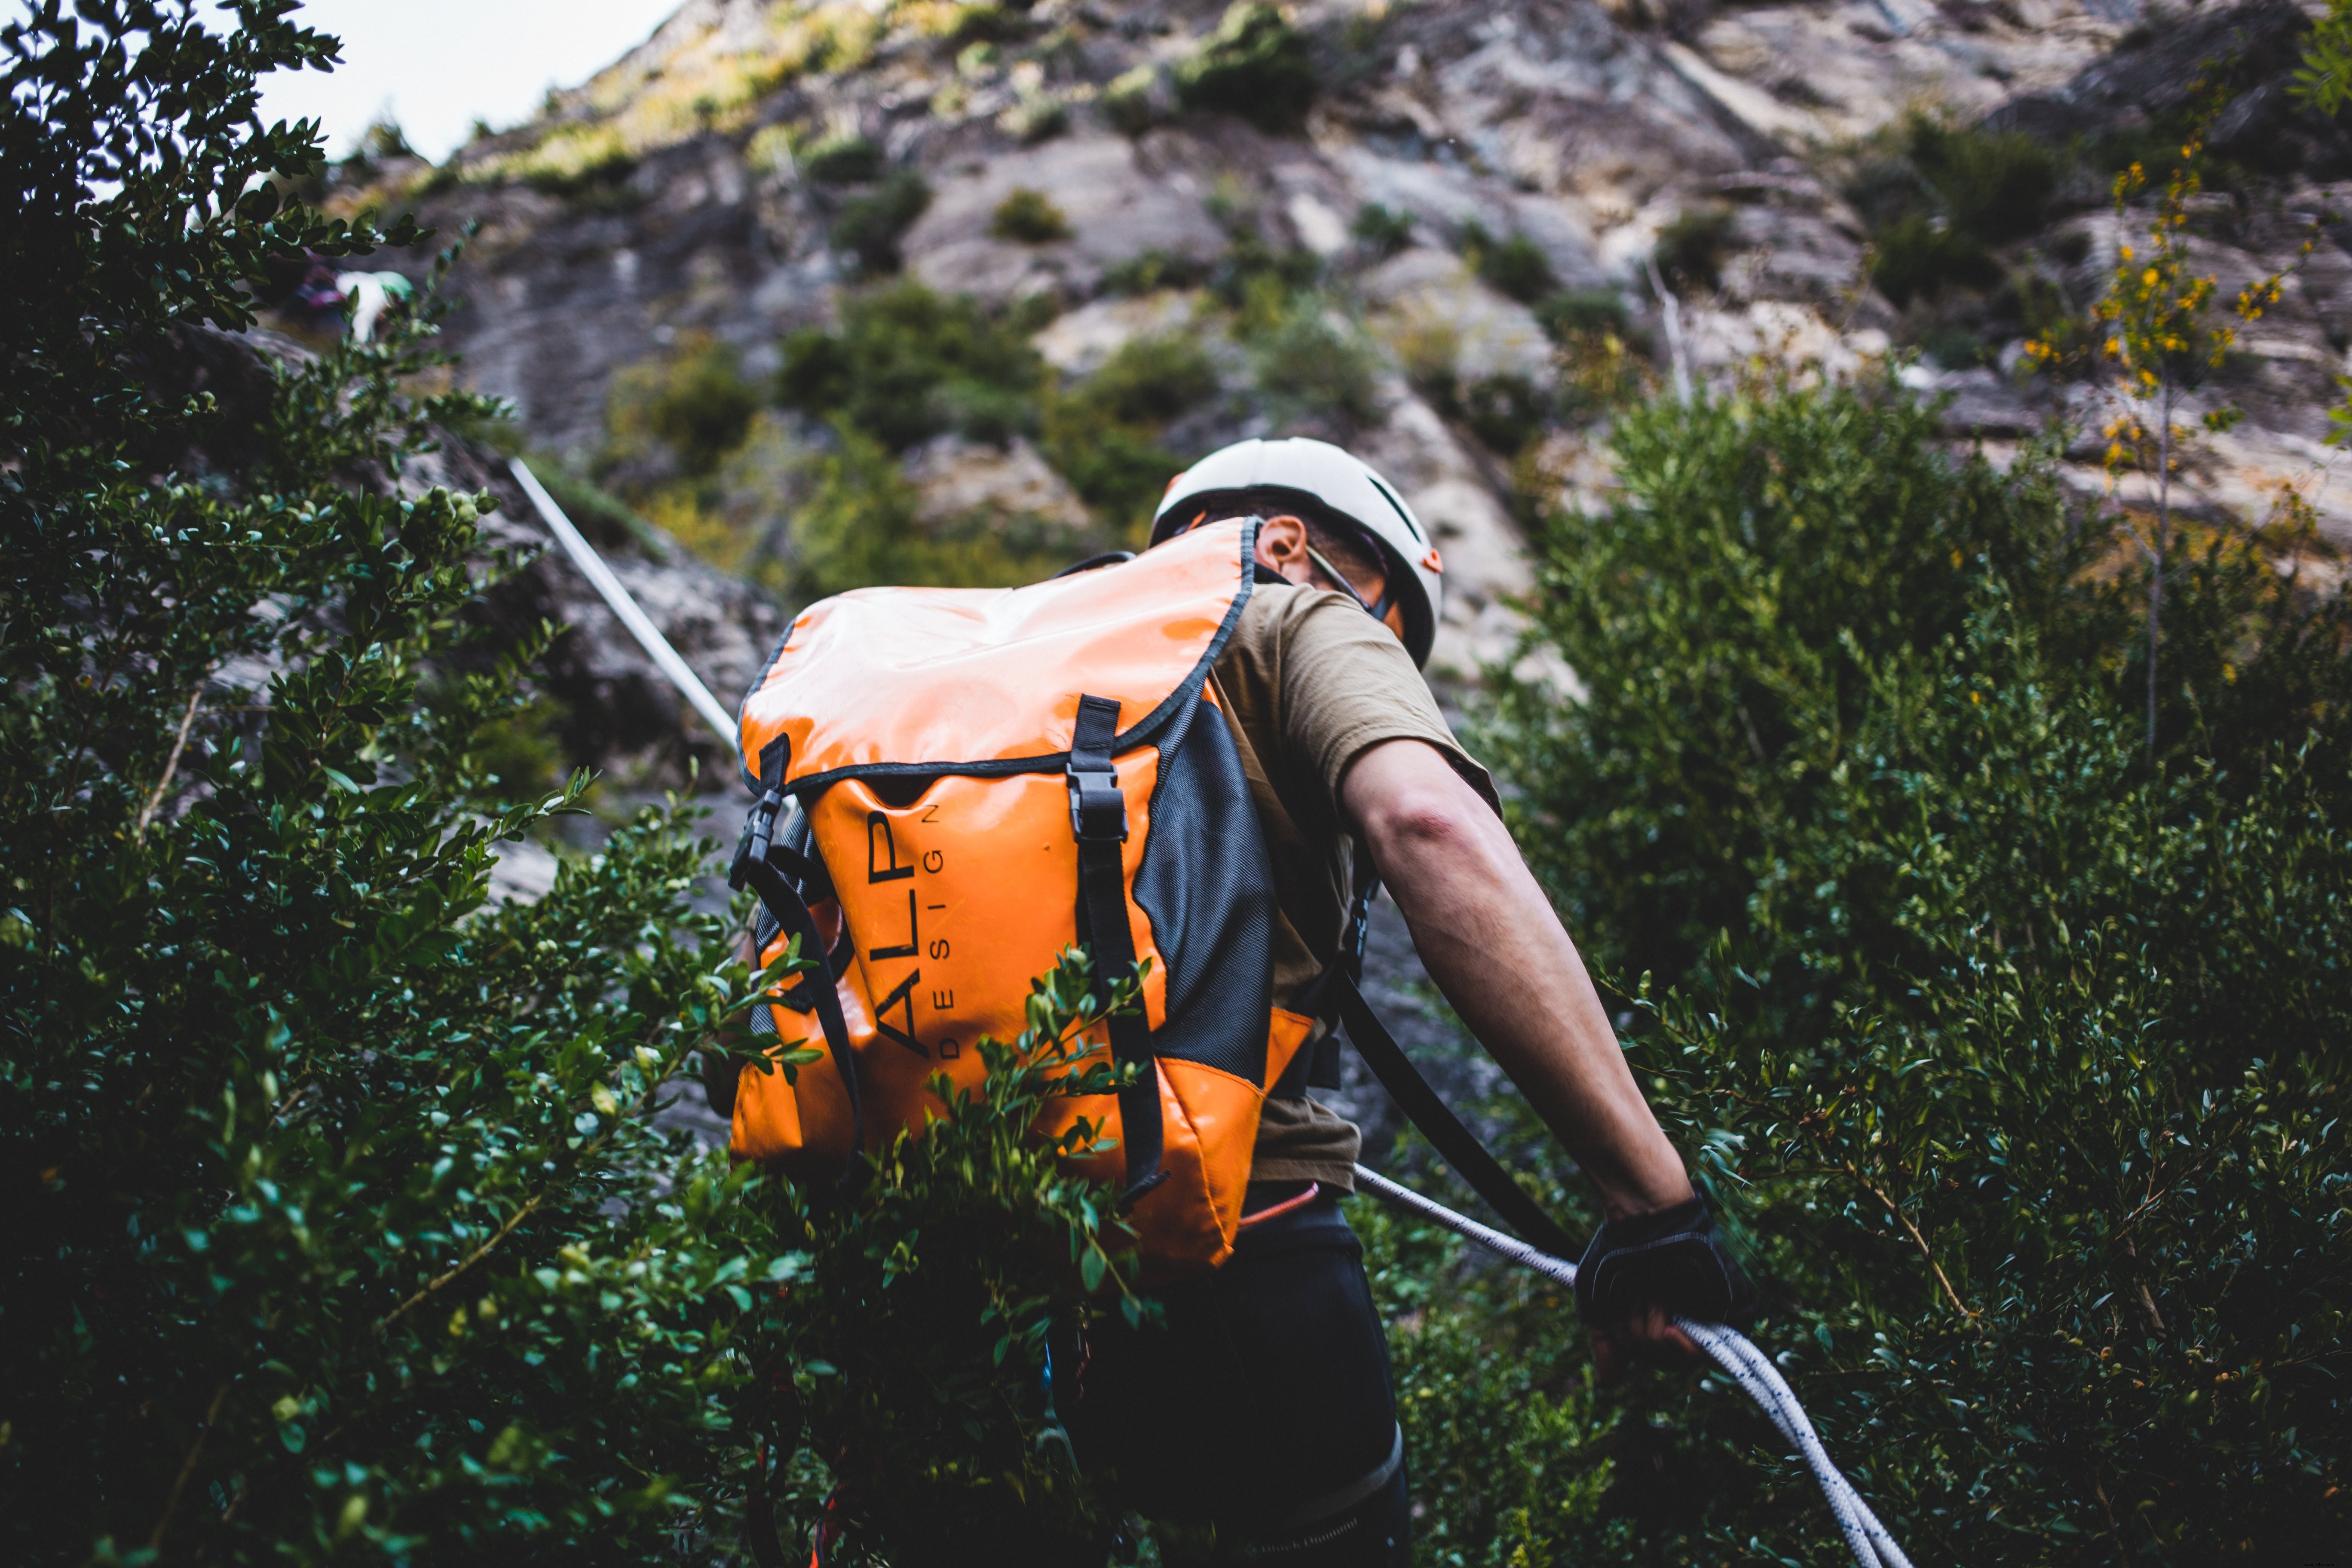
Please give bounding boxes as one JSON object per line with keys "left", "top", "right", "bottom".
{"left": 253, "top": 0, "right": 686, "bottom": 164}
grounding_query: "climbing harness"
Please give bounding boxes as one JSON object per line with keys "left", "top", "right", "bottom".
{"left": 1351, "top": 1164, "right": 1914, "bottom": 1568}
{"left": 515, "top": 466, "right": 1919, "bottom": 1567}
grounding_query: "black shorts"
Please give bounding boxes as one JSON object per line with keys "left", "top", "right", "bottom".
{"left": 1066, "top": 1184, "right": 1410, "bottom": 1567}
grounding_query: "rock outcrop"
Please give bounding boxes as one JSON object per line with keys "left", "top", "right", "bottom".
{"left": 330, "top": 0, "right": 2351, "bottom": 702}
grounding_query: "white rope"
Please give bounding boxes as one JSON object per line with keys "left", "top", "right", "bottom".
{"left": 1351, "top": 1164, "right": 1914, "bottom": 1568}
{"left": 507, "top": 457, "right": 741, "bottom": 748}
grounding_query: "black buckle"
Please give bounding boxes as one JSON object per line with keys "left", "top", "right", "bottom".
{"left": 731, "top": 790, "right": 784, "bottom": 891}
{"left": 1067, "top": 769, "right": 1127, "bottom": 843}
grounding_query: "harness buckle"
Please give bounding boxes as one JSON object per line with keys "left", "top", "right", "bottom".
{"left": 1067, "top": 769, "right": 1127, "bottom": 843}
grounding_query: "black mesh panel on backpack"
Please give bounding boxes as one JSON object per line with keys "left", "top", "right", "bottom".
{"left": 1132, "top": 699, "right": 1278, "bottom": 1085}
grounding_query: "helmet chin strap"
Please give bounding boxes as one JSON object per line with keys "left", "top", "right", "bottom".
{"left": 1304, "top": 544, "right": 1397, "bottom": 627}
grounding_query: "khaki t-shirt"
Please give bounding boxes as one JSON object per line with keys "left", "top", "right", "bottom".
{"left": 1207, "top": 584, "right": 1501, "bottom": 1191}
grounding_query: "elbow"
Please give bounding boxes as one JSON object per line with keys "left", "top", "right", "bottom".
{"left": 1358, "top": 789, "right": 1483, "bottom": 867}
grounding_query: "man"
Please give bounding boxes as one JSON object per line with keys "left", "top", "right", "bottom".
{"left": 1063, "top": 438, "right": 1752, "bottom": 1565}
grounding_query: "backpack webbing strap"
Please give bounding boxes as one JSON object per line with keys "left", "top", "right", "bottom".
{"left": 1328, "top": 969, "right": 1579, "bottom": 1260}
{"left": 1069, "top": 694, "right": 1167, "bottom": 1208}
{"left": 1300, "top": 840, "right": 1580, "bottom": 1260}
{"left": 730, "top": 740, "right": 864, "bottom": 1188}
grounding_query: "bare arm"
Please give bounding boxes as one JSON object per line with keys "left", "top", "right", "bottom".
{"left": 1338, "top": 737, "right": 1693, "bottom": 1223}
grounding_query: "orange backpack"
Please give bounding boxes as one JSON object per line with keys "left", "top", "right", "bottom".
{"left": 721, "top": 519, "right": 1313, "bottom": 1268}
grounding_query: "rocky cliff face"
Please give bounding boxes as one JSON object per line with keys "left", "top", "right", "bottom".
{"left": 312, "top": 0, "right": 2349, "bottom": 1153}
{"left": 329, "top": 0, "right": 2348, "bottom": 714}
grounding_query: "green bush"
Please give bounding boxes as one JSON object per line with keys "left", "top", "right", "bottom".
{"left": 799, "top": 130, "right": 883, "bottom": 184}
{"left": 612, "top": 333, "right": 762, "bottom": 474}
{"left": 1102, "top": 62, "right": 1170, "bottom": 135}
{"left": 784, "top": 419, "right": 1066, "bottom": 597}
{"left": 1653, "top": 205, "right": 1735, "bottom": 292}
{"left": 1455, "top": 372, "right": 1550, "bottom": 456}
{"left": 1101, "top": 247, "right": 1214, "bottom": 296}
{"left": 832, "top": 168, "right": 931, "bottom": 273}
{"left": 1352, "top": 201, "right": 1415, "bottom": 258}
{"left": 1246, "top": 294, "right": 1380, "bottom": 426}
{"left": 1852, "top": 116, "right": 2056, "bottom": 306}
{"left": 776, "top": 279, "right": 1044, "bottom": 451}
{"left": 1033, "top": 336, "right": 1217, "bottom": 539}
{"left": 0, "top": 9, "right": 788, "bottom": 1559}
{"left": 991, "top": 185, "right": 1073, "bottom": 243}
{"left": 1907, "top": 116, "right": 2055, "bottom": 246}
{"left": 1461, "top": 221, "right": 1557, "bottom": 306}
{"left": 1870, "top": 212, "right": 2002, "bottom": 307}
{"left": 1532, "top": 287, "right": 1630, "bottom": 343}
{"left": 748, "top": 953, "right": 1146, "bottom": 1564}
{"left": 1174, "top": 1, "right": 1318, "bottom": 135}
{"left": 1082, "top": 334, "right": 1221, "bottom": 427}
{"left": 1357, "top": 1203, "right": 1625, "bottom": 1563}
{"left": 1481, "top": 379, "right": 2352, "bottom": 1562}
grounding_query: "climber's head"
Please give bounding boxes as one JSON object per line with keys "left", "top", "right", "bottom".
{"left": 1151, "top": 438, "right": 1442, "bottom": 668}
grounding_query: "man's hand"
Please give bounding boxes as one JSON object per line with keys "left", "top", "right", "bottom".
{"left": 1340, "top": 737, "right": 1724, "bottom": 1364}
{"left": 1577, "top": 1197, "right": 1756, "bottom": 1379}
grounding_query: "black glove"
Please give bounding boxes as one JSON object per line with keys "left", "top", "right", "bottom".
{"left": 1574, "top": 1197, "right": 1757, "bottom": 1329}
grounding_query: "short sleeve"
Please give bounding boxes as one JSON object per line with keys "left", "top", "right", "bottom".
{"left": 1270, "top": 590, "right": 1501, "bottom": 824}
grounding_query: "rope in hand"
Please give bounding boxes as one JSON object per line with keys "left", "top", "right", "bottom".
{"left": 1351, "top": 1164, "right": 1916, "bottom": 1568}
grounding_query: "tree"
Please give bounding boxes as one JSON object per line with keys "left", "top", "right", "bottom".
{"left": 1476, "top": 378, "right": 2352, "bottom": 1563}
{"left": 1, "top": 6, "right": 786, "bottom": 1559}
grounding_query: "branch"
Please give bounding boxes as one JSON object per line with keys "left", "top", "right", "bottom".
{"left": 370, "top": 1035, "right": 686, "bottom": 1336}
{"left": 373, "top": 1191, "right": 548, "bottom": 1335}
{"left": 135, "top": 683, "right": 206, "bottom": 846}
{"left": 148, "top": 1378, "right": 231, "bottom": 1554}
{"left": 1852, "top": 1166, "right": 1977, "bottom": 1321}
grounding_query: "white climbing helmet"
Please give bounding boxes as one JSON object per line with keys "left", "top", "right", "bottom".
{"left": 1152, "top": 437, "right": 1444, "bottom": 667}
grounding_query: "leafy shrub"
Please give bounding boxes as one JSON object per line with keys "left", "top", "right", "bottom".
{"left": 1907, "top": 116, "right": 2055, "bottom": 246}
{"left": 1174, "top": 1, "right": 1318, "bottom": 134}
{"left": 0, "top": 10, "right": 785, "bottom": 1560}
{"left": 1531, "top": 286, "right": 1629, "bottom": 343}
{"left": 991, "top": 185, "right": 1073, "bottom": 243}
{"left": 748, "top": 953, "right": 1145, "bottom": 1563}
{"left": 1210, "top": 233, "right": 1325, "bottom": 310}
{"left": 1851, "top": 116, "right": 2056, "bottom": 306}
{"left": 1461, "top": 220, "right": 1558, "bottom": 305}
{"left": 776, "top": 279, "right": 1044, "bottom": 451}
{"left": 832, "top": 168, "right": 931, "bottom": 273}
{"left": 784, "top": 420, "right": 1066, "bottom": 596}
{"left": 1040, "top": 401, "right": 1184, "bottom": 542}
{"left": 1000, "top": 89, "right": 1070, "bottom": 144}
{"left": 1871, "top": 212, "right": 2002, "bottom": 306}
{"left": 1247, "top": 295, "right": 1381, "bottom": 427}
{"left": 1482, "top": 379, "right": 2352, "bottom": 1562}
{"left": 1357, "top": 1201, "right": 1625, "bottom": 1563}
{"left": 1082, "top": 334, "right": 1221, "bottom": 426}
{"left": 1352, "top": 200, "right": 1415, "bottom": 258}
{"left": 1653, "top": 204, "right": 1735, "bottom": 292}
{"left": 1455, "top": 372, "right": 1550, "bottom": 456}
{"left": 1101, "top": 247, "right": 1214, "bottom": 295}
{"left": 1102, "top": 62, "right": 1171, "bottom": 135}
{"left": 799, "top": 130, "right": 884, "bottom": 184}
{"left": 1919, "top": 322, "right": 1990, "bottom": 368}
{"left": 608, "top": 332, "right": 762, "bottom": 475}
{"left": 1039, "top": 336, "right": 1218, "bottom": 538}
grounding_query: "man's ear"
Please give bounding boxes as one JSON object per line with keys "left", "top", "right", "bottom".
{"left": 1255, "top": 513, "right": 1312, "bottom": 576}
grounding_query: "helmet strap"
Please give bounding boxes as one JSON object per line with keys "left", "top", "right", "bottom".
{"left": 1304, "top": 544, "right": 1392, "bottom": 628}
